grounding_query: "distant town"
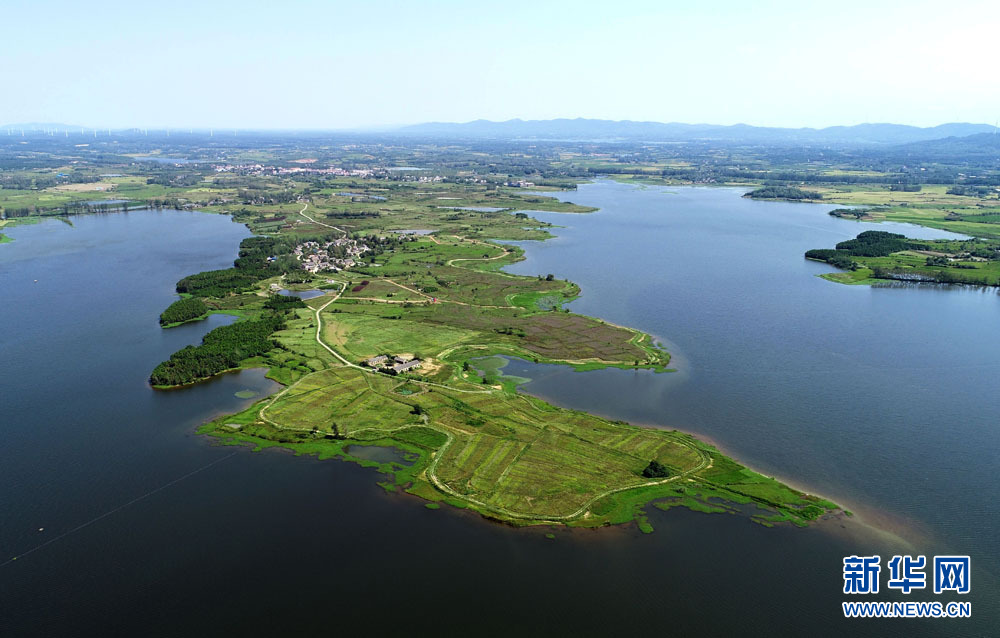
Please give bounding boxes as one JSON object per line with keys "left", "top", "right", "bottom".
{"left": 212, "top": 163, "right": 446, "bottom": 183}
{"left": 293, "top": 237, "right": 370, "bottom": 273}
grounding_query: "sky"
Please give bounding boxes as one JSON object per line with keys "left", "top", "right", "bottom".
{"left": 2, "top": 0, "right": 998, "bottom": 130}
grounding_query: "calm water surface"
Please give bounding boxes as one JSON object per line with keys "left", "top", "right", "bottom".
{"left": 504, "top": 181, "right": 1000, "bottom": 623}
{"left": 278, "top": 288, "right": 326, "bottom": 299}
{"left": 0, "top": 199, "right": 993, "bottom": 636}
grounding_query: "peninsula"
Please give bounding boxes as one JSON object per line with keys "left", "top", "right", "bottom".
{"left": 9, "top": 126, "right": 1000, "bottom": 532}
{"left": 806, "top": 230, "right": 1000, "bottom": 286}
{"left": 148, "top": 189, "right": 840, "bottom": 531}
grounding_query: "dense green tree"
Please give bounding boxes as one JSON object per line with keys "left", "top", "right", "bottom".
{"left": 150, "top": 314, "right": 285, "bottom": 386}
{"left": 263, "top": 294, "right": 306, "bottom": 310}
{"left": 159, "top": 297, "right": 208, "bottom": 325}
{"left": 746, "top": 186, "right": 822, "bottom": 200}
{"left": 641, "top": 460, "right": 670, "bottom": 478}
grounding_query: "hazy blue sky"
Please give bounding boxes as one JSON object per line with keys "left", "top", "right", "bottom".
{"left": 3, "top": 0, "right": 997, "bottom": 129}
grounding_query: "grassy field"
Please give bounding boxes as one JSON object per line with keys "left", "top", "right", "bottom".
{"left": 4, "top": 148, "right": 843, "bottom": 530}
{"left": 0, "top": 183, "right": 119, "bottom": 212}
{"left": 794, "top": 184, "right": 1000, "bottom": 240}
{"left": 139, "top": 191, "right": 834, "bottom": 529}
{"left": 213, "top": 180, "right": 598, "bottom": 241}
{"left": 202, "top": 364, "right": 837, "bottom": 528}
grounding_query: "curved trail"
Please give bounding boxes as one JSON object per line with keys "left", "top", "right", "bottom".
{"left": 346, "top": 422, "right": 712, "bottom": 523}
{"left": 297, "top": 202, "right": 345, "bottom": 234}
{"left": 255, "top": 231, "right": 697, "bottom": 522}
{"left": 264, "top": 281, "right": 492, "bottom": 426}
{"left": 258, "top": 288, "right": 711, "bottom": 522}
{"left": 443, "top": 236, "right": 513, "bottom": 269}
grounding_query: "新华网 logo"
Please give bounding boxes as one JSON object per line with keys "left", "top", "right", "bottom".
{"left": 842, "top": 554, "right": 972, "bottom": 618}
{"left": 933, "top": 556, "right": 970, "bottom": 594}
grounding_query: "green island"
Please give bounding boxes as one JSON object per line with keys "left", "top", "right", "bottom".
{"left": 807, "top": 230, "right": 1000, "bottom": 286}
{"left": 159, "top": 297, "right": 210, "bottom": 327}
{"left": 745, "top": 186, "right": 823, "bottom": 201}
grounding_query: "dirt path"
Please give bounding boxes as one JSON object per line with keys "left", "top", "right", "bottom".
{"left": 347, "top": 420, "right": 712, "bottom": 523}
{"left": 255, "top": 282, "right": 712, "bottom": 523}
{"left": 310, "top": 284, "right": 492, "bottom": 395}
{"left": 255, "top": 231, "right": 698, "bottom": 522}
{"left": 297, "top": 202, "right": 345, "bottom": 234}
{"left": 444, "top": 238, "right": 512, "bottom": 268}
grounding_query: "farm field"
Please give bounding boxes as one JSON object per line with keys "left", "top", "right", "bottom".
{"left": 131, "top": 182, "right": 834, "bottom": 529}
{"left": 203, "top": 363, "right": 837, "bottom": 527}
{"left": 3, "top": 135, "right": 879, "bottom": 531}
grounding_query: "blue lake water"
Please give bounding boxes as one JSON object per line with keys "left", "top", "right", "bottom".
{"left": 337, "top": 192, "right": 386, "bottom": 200}
{"left": 502, "top": 181, "right": 1000, "bottom": 621}
{"left": 0, "top": 196, "right": 995, "bottom": 636}
{"left": 278, "top": 288, "right": 326, "bottom": 299}
{"left": 388, "top": 228, "right": 435, "bottom": 235}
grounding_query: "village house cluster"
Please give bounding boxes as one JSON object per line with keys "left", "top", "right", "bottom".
{"left": 294, "top": 238, "right": 369, "bottom": 273}
{"left": 213, "top": 164, "right": 374, "bottom": 178}
{"left": 410, "top": 174, "right": 444, "bottom": 183}
{"left": 364, "top": 354, "right": 422, "bottom": 375}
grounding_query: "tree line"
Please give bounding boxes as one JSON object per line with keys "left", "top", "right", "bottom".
{"left": 2, "top": 200, "right": 134, "bottom": 218}
{"left": 746, "top": 186, "right": 822, "bottom": 200}
{"left": 175, "top": 236, "right": 300, "bottom": 297}
{"left": 805, "top": 231, "right": 920, "bottom": 269}
{"left": 149, "top": 314, "right": 286, "bottom": 386}
{"left": 159, "top": 297, "right": 208, "bottom": 325}
{"left": 263, "top": 294, "right": 306, "bottom": 310}
{"left": 834, "top": 230, "right": 915, "bottom": 256}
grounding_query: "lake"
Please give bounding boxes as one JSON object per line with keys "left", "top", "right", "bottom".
{"left": 278, "top": 288, "right": 326, "bottom": 299}
{"left": 0, "top": 193, "right": 994, "bottom": 636}
{"left": 503, "top": 181, "right": 999, "bottom": 622}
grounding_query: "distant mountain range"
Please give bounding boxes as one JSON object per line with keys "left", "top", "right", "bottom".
{"left": 397, "top": 118, "right": 998, "bottom": 145}
{"left": 4, "top": 119, "right": 997, "bottom": 148}
{"left": 893, "top": 131, "right": 1000, "bottom": 158}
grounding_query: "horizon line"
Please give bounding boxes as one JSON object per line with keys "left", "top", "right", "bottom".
{"left": 2, "top": 118, "right": 995, "bottom": 133}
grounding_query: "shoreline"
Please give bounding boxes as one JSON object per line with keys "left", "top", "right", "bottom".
{"left": 510, "top": 180, "right": 948, "bottom": 544}
{"left": 680, "top": 427, "right": 929, "bottom": 549}
{"left": 151, "top": 363, "right": 272, "bottom": 391}
{"left": 135, "top": 183, "right": 839, "bottom": 530}
{"left": 495, "top": 181, "right": 896, "bottom": 528}
{"left": 17, "top": 187, "right": 850, "bottom": 532}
